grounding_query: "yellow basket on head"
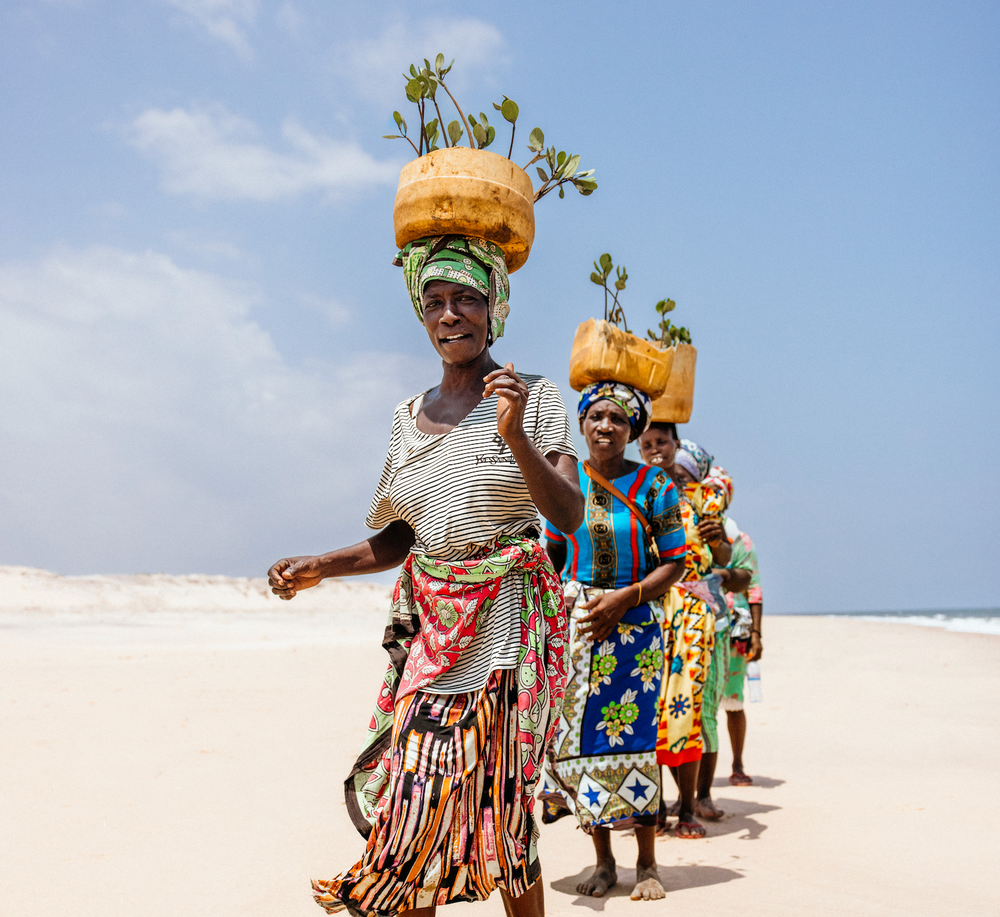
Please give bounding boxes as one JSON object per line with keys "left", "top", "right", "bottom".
{"left": 649, "top": 343, "right": 697, "bottom": 423}
{"left": 393, "top": 148, "right": 535, "bottom": 273}
{"left": 568, "top": 318, "right": 673, "bottom": 399}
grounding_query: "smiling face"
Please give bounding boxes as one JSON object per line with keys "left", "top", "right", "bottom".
{"left": 421, "top": 280, "right": 490, "bottom": 364}
{"left": 638, "top": 423, "right": 679, "bottom": 468}
{"left": 581, "top": 400, "right": 631, "bottom": 463}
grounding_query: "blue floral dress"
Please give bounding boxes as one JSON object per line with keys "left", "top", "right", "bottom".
{"left": 539, "top": 462, "right": 685, "bottom": 831}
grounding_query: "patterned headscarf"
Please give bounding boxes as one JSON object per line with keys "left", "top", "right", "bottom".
{"left": 577, "top": 381, "right": 652, "bottom": 442}
{"left": 395, "top": 235, "right": 511, "bottom": 342}
{"left": 679, "top": 438, "right": 714, "bottom": 481}
{"left": 705, "top": 465, "right": 733, "bottom": 506}
{"left": 674, "top": 450, "right": 700, "bottom": 481}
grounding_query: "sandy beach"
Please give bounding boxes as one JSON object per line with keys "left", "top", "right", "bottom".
{"left": 1, "top": 566, "right": 998, "bottom": 917}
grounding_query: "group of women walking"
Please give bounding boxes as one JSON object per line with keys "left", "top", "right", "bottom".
{"left": 267, "top": 230, "right": 763, "bottom": 915}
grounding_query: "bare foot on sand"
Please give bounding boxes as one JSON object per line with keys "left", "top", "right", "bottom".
{"left": 630, "top": 864, "right": 666, "bottom": 900}
{"left": 578, "top": 858, "right": 618, "bottom": 897}
{"left": 729, "top": 769, "right": 753, "bottom": 786}
{"left": 694, "top": 798, "right": 724, "bottom": 820}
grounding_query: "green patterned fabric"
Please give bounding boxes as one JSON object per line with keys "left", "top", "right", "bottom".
{"left": 396, "top": 235, "right": 511, "bottom": 341}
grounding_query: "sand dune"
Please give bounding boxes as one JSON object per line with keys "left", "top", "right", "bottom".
{"left": 1, "top": 568, "right": 998, "bottom": 917}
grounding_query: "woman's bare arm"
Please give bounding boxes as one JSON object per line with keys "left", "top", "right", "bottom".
{"left": 484, "top": 364, "right": 584, "bottom": 533}
{"left": 267, "top": 520, "right": 415, "bottom": 600}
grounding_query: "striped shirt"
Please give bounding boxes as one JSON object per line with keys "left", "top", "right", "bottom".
{"left": 542, "top": 462, "right": 686, "bottom": 588}
{"left": 367, "top": 373, "right": 576, "bottom": 692}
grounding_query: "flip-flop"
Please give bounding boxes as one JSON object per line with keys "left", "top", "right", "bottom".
{"left": 675, "top": 821, "right": 706, "bottom": 839}
{"left": 729, "top": 772, "right": 753, "bottom": 786}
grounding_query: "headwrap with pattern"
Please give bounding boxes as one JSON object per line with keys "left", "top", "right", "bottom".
{"left": 394, "top": 235, "right": 511, "bottom": 342}
{"left": 679, "top": 438, "right": 714, "bottom": 481}
{"left": 674, "top": 450, "right": 700, "bottom": 481}
{"left": 576, "top": 381, "right": 652, "bottom": 442}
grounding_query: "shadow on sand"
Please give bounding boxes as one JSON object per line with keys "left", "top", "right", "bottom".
{"left": 711, "top": 774, "right": 785, "bottom": 789}
{"left": 551, "top": 864, "right": 744, "bottom": 909}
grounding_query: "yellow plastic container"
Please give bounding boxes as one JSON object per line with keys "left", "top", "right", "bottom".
{"left": 393, "top": 147, "right": 535, "bottom": 273}
{"left": 568, "top": 318, "right": 673, "bottom": 399}
{"left": 650, "top": 343, "right": 697, "bottom": 423}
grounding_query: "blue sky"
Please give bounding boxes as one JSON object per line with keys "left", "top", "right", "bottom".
{"left": 1, "top": 0, "right": 997, "bottom": 612}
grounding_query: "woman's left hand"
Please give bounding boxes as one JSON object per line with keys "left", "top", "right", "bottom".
{"left": 484, "top": 363, "right": 529, "bottom": 444}
{"left": 697, "top": 519, "right": 727, "bottom": 545}
{"left": 578, "top": 588, "right": 634, "bottom": 643}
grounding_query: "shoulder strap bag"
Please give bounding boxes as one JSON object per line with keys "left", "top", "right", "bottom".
{"left": 581, "top": 461, "right": 660, "bottom": 563}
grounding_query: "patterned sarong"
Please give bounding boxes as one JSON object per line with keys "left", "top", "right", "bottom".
{"left": 656, "top": 584, "right": 715, "bottom": 766}
{"left": 312, "top": 536, "right": 568, "bottom": 914}
{"left": 541, "top": 581, "right": 664, "bottom": 831}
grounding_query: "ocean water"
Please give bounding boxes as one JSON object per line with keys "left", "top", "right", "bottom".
{"left": 818, "top": 610, "right": 1000, "bottom": 637}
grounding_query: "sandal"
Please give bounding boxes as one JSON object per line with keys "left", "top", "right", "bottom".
{"left": 675, "top": 820, "right": 706, "bottom": 839}
{"left": 729, "top": 772, "right": 753, "bottom": 786}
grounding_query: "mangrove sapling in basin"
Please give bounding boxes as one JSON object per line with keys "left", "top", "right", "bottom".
{"left": 382, "top": 53, "right": 598, "bottom": 204}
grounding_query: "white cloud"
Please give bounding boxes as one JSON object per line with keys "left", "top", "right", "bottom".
{"left": 0, "top": 246, "right": 435, "bottom": 575}
{"left": 161, "top": 0, "right": 259, "bottom": 57}
{"left": 127, "top": 106, "right": 400, "bottom": 201}
{"left": 343, "top": 18, "right": 506, "bottom": 106}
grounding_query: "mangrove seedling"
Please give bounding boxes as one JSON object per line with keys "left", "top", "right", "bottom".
{"left": 382, "top": 53, "right": 598, "bottom": 203}
{"left": 590, "top": 253, "right": 630, "bottom": 332}
{"left": 647, "top": 298, "right": 692, "bottom": 346}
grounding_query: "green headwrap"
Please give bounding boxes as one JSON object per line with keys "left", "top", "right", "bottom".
{"left": 395, "top": 235, "right": 511, "bottom": 341}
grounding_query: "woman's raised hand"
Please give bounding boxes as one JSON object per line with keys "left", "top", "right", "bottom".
{"left": 267, "top": 556, "right": 324, "bottom": 600}
{"left": 483, "top": 363, "right": 530, "bottom": 444}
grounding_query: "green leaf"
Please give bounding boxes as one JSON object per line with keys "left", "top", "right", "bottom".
{"left": 409, "top": 64, "right": 418, "bottom": 77}
{"left": 501, "top": 98, "right": 519, "bottom": 123}
{"left": 599, "top": 253, "right": 613, "bottom": 272}
{"left": 382, "top": 134, "right": 404, "bottom": 140}
{"left": 574, "top": 179, "right": 598, "bottom": 191}
{"left": 556, "top": 150, "right": 567, "bottom": 167}
{"left": 558, "top": 185, "right": 565, "bottom": 198}
{"left": 493, "top": 101, "right": 503, "bottom": 111}
{"left": 562, "top": 153, "right": 580, "bottom": 177}
{"left": 590, "top": 272, "right": 605, "bottom": 285}
{"left": 536, "top": 166, "right": 549, "bottom": 182}
{"left": 426, "top": 118, "right": 438, "bottom": 135}
{"left": 473, "top": 123, "right": 487, "bottom": 146}
{"left": 393, "top": 111, "right": 403, "bottom": 130}
{"left": 479, "top": 112, "right": 490, "bottom": 127}
{"left": 528, "top": 127, "right": 544, "bottom": 152}
{"left": 485, "top": 125, "right": 496, "bottom": 147}
{"left": 468, "top": 113, "right": 479, "bottom": 127}
{"left": 423, "top": 58, "right": 431, "bottom": 70}
{"left": 448, "top": 120, "right": 463, "bottom": 145}
{"left": 615, "top": 278, "right": 627, "bottom": 291}
{"left": 663, "top": 298, "right": 676, "bottom": 313}
{"left": 435, "top": 52, "right": 445, "bottom": 72}
{"left": 545, "top": 148, "right": 556, "bottom": 168}
{"left": 406, "top": 78, "right": 423, "bottom": 99}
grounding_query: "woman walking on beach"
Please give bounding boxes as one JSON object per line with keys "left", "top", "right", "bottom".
{"left": 637, "top": 429, "right": 731, "bottom": 838}
{"left": 720, "top": 520, "right": 764, "bottom": 785}
{"left": 267, "top": 235, "right": 583, "bottom": 917}
{"left": 541, "top": 383, "right": 687, "bottom": 900}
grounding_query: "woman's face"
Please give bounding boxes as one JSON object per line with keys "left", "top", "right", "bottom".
{"left": 638, "top": 426, "right": 679, "bottom": 468}
{"left": 421, "top": 280, "right": 490, "bottom": 364}
{"left": 670, "top": 463, "right": 697, "bottom": 487}
{"left": 581, "top": 400, "right": 631, "bottom": 462}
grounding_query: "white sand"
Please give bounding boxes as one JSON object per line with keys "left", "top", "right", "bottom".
{"left": 1, "top": 567, "right": 998, "bottom": 916}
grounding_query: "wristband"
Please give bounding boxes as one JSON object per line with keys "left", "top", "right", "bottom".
{"left": 635, "top": 582, "right": 643, "bottom": 607}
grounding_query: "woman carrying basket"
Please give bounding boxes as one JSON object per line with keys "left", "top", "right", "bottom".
{"left": 268, "top": 235, "right": 584, "bottom": 917}
{"left": 541, "top": 381, "right": 687, "bottom": 900}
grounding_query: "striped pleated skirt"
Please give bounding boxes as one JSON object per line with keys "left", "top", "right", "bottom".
{"left": 312, "top": 668, "right": 541, "bottom": 915}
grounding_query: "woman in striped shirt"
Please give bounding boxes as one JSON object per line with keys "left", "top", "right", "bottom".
{"left": 267, "top": 235, "right": 583, "bottom": 917}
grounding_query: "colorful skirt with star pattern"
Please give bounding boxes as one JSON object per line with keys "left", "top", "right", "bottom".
{"left": 540, "top": 581, "right": 664, "bottom": 832}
